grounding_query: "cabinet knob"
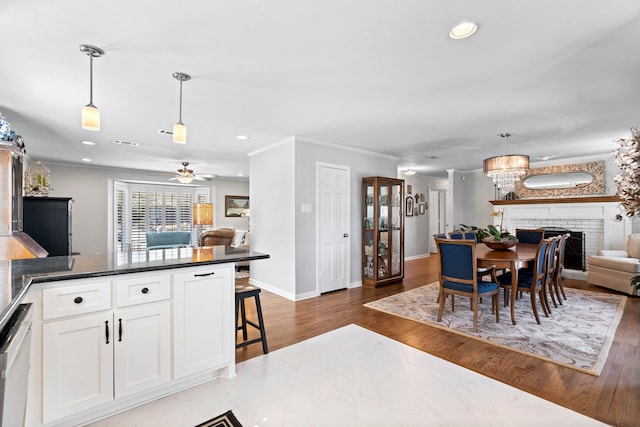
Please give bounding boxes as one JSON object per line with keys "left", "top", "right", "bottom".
{"left": 74, "top": 296, "right": 83, "bottom": 304}
{"left": 141, "top": 287, "right": 149, "bottom": 294}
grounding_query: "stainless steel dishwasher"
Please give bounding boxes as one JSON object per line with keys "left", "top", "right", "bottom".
{"left": 0, "top": 303, "right": 33, "bottom": 427}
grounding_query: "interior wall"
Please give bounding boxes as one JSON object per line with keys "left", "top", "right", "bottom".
{"left": 400, "top": 173, "right": 448, "bottom": 259}
{"left": 41, "top": 162, "right": 243, "bottom": 255}
{"left": 295, "top": 138, "right": 398, "bottom": 295}
{"left": 248, "top": 138, "right": 297, "bottom": 299}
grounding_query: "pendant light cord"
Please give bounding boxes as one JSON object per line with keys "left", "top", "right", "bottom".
{"left": 178, "top": 78, "right": 183, "bottom": 124}
{"left": 89, "top": 55, "right": 94, "bottom": 107}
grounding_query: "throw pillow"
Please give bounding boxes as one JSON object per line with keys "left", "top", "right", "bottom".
{"left": 626, "top": 234, "right": 640, "bottom": 259}
{"left": 231, "top": 230, "right": 247, "bottom": 247}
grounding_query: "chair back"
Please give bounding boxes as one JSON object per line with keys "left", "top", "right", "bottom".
{"left": 556, "top": 233, "right": 570, "bottom": 274}
{"left": 433, "top": 233, "right": 447, "bottom": 239}
{"left": 463, "top": 232, "right": 477, "bottom": 241}
{"left": 516, "top": 228, "right": 545, "bottom": 244}
{"left": 544, "top": 236, "right": 560, "bottom": 284}
{"left": 449, "top": 231, "right": 465, "bottom": 240}
{"left": 531, "top": 238, "right": 552, "bottom": 287}
{"left": 435, "top": 238, "right": 477, "bottom": 284}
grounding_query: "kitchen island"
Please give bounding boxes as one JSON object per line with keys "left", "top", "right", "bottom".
{"left": 1, "top": 246, "right": 268, "bottom": 427}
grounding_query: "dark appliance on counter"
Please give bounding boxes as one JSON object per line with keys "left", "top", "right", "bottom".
{"left": 23, "top": 197, "right": 73, "bottom": 256}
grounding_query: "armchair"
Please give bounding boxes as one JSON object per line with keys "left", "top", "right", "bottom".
{"left": 200, "top": 228, "right": 250, "bottom": 268}
{"left": 587, "top": 234, "right": 640, "bottom": 296}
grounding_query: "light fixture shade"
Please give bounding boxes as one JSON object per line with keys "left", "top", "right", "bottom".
{"left": 82, "top": 105, "right": 100, "bottom": 131}
{"left": 177, "top": 175, "right": 194, "bottom": 184}
{"left": 173, "top": 123, "right": 187, "bottom": 144}
{"left": 483, "top": 154, "right": 530, "bottom": 195}
{"left": 193, "top": 203, "right": 214, "bottom": 225}
{"left": 403, "top": 169, "right": 416, "bottom": 176}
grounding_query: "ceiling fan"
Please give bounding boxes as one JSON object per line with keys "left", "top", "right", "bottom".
{"left": 150, "top": 161, "right": 216, "bottom": 183}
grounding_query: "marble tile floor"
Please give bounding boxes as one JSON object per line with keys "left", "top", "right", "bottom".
{"left": 89, "top": 324, "right": 606, "bottom": 427}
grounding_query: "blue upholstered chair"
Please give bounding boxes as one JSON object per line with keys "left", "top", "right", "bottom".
{"left": 543, "top": 235, "right": 562, "bottom": 310}
{"left": 497, "top": 238, "right": 552, "bottom": 324}
{"left": 449, "top": 231, "right": 465, "bottom": 239}
{"left": 433, "top": 233, "right": 447, "bottom": 239}
{"left": 463, "top": 232, "right": 477, "bottom": 241}
{"left": 515, "top": 228, "right": 545, "bottom": 244}
{"left": 551, "top": 233, "right": 570, "bottom": 304}
{"left": 435, "top": 238, "right": 500, "bottom": 332}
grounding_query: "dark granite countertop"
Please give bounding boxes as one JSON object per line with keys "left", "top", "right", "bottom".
{"left": 0, "top": 246, "right": 269, "bottom": 331}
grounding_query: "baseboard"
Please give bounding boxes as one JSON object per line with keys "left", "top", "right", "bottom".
{"left": 405, "top": 253, "right": 431, "bottom": 261}
{"left": 248, "top": 278, "right": 318, "bottom": 301}
{"left": 563, "top": 269, "right": 587, "bottom": 280}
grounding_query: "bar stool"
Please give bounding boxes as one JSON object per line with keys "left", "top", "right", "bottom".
{"left": 235, "top": 282, "right": 268, "bottom": 354}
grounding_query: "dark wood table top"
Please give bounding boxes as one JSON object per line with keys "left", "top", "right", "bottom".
{"left": 476, "top": 243, "right": 538, "bottom": 262}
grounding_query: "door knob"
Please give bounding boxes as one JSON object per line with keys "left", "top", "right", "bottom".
{"left": 343, "top": 233, "right": 349, "bottom": 238}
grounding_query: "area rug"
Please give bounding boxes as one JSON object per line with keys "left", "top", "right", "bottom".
{"left": 364, "top": 283, "right": 627, "bottom": 375}
{"left": 195, "top": 410, "right": 242, "bottom": 427}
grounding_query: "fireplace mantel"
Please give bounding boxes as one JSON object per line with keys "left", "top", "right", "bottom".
{"left": 490, "top": 196, "right": 620, "bottom": 206}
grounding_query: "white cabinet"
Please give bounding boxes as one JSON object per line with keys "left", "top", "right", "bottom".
{"left": 173, "top": 266, "right": 234, "bottom": 379}
{"left": 41, "top": 274, "right": 172, "bottom": 423}
{"left": 42, "top": 311, "right": 114, "bottom": 422}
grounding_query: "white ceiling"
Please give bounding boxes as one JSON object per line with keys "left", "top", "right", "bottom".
{"left": 2, "top": 0, "right": 640, "bottom": 179}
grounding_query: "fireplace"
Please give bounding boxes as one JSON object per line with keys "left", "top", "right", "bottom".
{"left": 540, "top": 227, "right": 585, "bottom": 271}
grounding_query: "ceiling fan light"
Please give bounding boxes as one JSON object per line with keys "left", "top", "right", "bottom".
{"left": 177, "top": 174, "right": 194, "bottom": 184}
{"left": 82, "top": 105, "right": 100, "bottom": 131}
{"left": 173, "top": 122, "right": 187, "bottom": 144}
{"left": 403, "top": 169, "right": 416, "bottom": 176}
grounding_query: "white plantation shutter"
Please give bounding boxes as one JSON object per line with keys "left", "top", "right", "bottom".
{"left": 113, "top": 181, "right": 210, "bottom": 252}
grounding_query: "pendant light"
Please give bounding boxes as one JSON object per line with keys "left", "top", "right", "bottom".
{"left": 483, "top": 133, "right": 529, "bottom": 196}
{"left": 79, "top": 44, "right": 105, "bottom": 131}
{"left": 172, "top": 72, "right": 191, "bottom": 144}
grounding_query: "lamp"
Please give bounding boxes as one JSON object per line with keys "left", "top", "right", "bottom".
{"left": 79, "top": 44, "right": 105, "bottom": 131}
{"left": 177, "top": 175, "right": 195, "bottom": 184}
{"left": 172, "top": 72, "right": 191, "bottom": 144}
{"left": 193, "top": 203, "right": 214, "bottom": 245}
{"left": 483, "top": 133, "right": 529, "bottom": 196}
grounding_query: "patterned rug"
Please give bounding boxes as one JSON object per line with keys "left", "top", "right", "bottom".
{"left": 195, "top": 410, "right": 242, "bottom": 427}
{"left": 364, "top": 283, "right": 627, "bottom": 375}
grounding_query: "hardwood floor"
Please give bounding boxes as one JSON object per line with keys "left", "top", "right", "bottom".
{"left": 236, "top": 256, "right": 639, "bottom": 427}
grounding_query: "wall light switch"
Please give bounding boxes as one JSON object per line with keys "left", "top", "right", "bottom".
{"left": 301, "top": 204, "right": 312, "bottom": 213}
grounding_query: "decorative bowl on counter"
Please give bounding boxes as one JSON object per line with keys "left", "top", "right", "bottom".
{"left": 483, "top": 239, "right": 518, "bottom": 250}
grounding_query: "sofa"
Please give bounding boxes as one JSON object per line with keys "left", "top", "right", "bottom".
{"left": 587, "top": 234, "right": 640, "bottom": 296}
{"left": 146, "top": 231, "right": 191, "bottom": 250}
{"left": 200, "top": 228, "right": 250, "bottom": 267}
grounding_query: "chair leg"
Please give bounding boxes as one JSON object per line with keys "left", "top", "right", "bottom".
{"left": 472, "top": 299, "right": 478, "bottom": 332}
{"left": 539, "top": 289, "right": 550, "bottom": 317}
{"left": 494, "top": 294, "right": 500, "bottom": 323}
{"left": 437, "top": 293, "right": 446, "bottom": 322}
{"left": 530, "top": 291, "right": 541, "bottom": 324}
{"left": 240, "top": 298, "right": 248, "bottom": 340}
{"left": 547, "top": 280, "right": 558, "bottom": 308}
{"left": 253, "top": 293, "right": 269, "bottom": 354}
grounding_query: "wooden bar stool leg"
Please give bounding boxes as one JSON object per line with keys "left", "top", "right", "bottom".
{"left": 240, "top": 298, "right": 248, "bottom": 340}
{"left": 254, "top": 293, "right": 268, "bottom": 354}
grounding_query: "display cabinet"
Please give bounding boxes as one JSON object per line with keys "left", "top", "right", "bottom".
{"left": 362, "top": 177, "right": 404, "bottom": 287}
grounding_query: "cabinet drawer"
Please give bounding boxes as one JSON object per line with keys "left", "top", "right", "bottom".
{"left": 116, "top": 274, "right": 171, "bottom": 308}
{"left": 43, "top": 281, "right": 112, "bottom": 320}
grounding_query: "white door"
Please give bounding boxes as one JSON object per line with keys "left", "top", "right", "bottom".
{"left": 114, "top": 302, "right": 171, "bottom": 398}
{"left": 429, "top": 189, "right": 447, "bottom": 253}
{"left": 318, "top": 164, "right": 350, "bottom": 293}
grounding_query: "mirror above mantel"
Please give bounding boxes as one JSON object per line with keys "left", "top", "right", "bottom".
{"left": 514, "top": 161, "right": 605, "bottom": 199}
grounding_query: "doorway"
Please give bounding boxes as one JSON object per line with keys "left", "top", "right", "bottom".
{"left": 317, "top": 163, "right": 350, "bottom": 294}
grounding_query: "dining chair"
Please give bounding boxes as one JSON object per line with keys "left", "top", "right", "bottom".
{"left": 433, "top": 233, "right": 447, "bottom": 239}
{"left": 515, "top": 228, "right": 545, "bottom": 244}
{"left": 541, "top": 235, "right": 560, "bottom": 313}
{"left": 551, "top": 233, "right": 570, "bottom": 304}
{"left": 497, "top": 238, "right": 551, "bottom": 324}
{"left": 449, "top": 231, "right": 465, "bottom": 239}
{"left": 463, "top": 232, "right": 477, "bottom": 241}
{"left": 435, "top": 238, "right": 500, "bottom": 332}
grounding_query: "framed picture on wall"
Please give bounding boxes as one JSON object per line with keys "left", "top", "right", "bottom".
{"left": 406, "top": 196, "right": 414, "bottom": 216}
{"left": 419, "top": 203, "right": 425, "bottom": 215}
{"left": 225, "top": 195, "right": 249, "bottom": 217}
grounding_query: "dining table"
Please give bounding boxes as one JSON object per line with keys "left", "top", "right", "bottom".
{"left": 476, "top": 243, "right": 539, "bottom": 325}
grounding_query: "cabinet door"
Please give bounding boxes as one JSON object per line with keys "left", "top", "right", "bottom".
{"left": 42, "top": 312, "right": 114, "bottom": 423}
{"left": 173, "top": 267, "right": 233, "bottom": 379}
{"left": 114, "top": 302, "right": 171, "bottom": 398}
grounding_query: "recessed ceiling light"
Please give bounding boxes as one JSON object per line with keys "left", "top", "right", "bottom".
{"left": 539, "top": 155, "right": 551, "bottom": 161}
{"left": 449, "top": 21, "right": 478, "bottom": 39}
{"left": 81, "top": 158, "right": 92, "bottom": 162}
{"left": 236, "top": 135, "right": 250, "bottom": 140}
{"left": 82, "top": 140, "right": 96, "bottom": 145}
{"left": 237, "top": 173, "right": 244, "bottom": 177}
{"left": 403, "top": 169, "right": 417, "bottom": 176}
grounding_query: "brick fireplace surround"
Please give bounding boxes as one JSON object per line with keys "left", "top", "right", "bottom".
{"left": 491, "top": 196, "right": 631, "bottom": 277}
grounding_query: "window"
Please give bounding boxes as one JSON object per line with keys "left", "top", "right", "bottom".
{"left": 114, "top": 181, "right": 209, "bottom": 252}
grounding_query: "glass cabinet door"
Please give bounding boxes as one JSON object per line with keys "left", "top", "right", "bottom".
{"left": 363, "top": 184, "right": 375, "bottom": 279}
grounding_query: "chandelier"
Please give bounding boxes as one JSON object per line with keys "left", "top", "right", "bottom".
{"left": 483, "top": 133, "right": 529, "bottom": 196}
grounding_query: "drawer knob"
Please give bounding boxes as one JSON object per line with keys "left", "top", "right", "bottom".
{"left": 141, "top": 287, "right": 149, "bottom": 294}
{"left": 74, "top": 296, "right": 83, "bottom": 304}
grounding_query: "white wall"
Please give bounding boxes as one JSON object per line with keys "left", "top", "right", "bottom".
{"left": 43, "top": 162, "right": 246, "bottom": 255}
{"left": 248, "top": 138, "right": 297, "bottom": 299}
{"left": 249, "top": 137, "right": 398, "bottom": 301}
{"left": 400, "top": 173, "right": 448, "bottom": 259}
